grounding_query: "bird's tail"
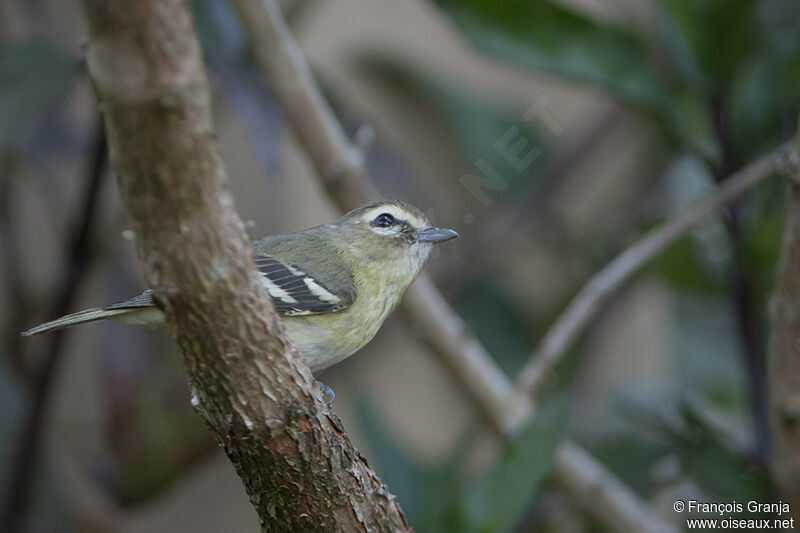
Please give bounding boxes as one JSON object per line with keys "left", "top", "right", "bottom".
{"left": 22, "top": 290, "right": 162, "bottom": 336}
{"left": 22, "top": 308, "right": 142, "bottom": 336}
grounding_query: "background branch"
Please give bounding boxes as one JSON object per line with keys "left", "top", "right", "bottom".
{"left": 229, "top": 0, "right": 371, "bottom": 206}
{"left": 0, "top": 119, "right": 107, "bottom": 533}
{"left": 80, "top": 0, "right": 408, "bottom": 530}
{"left": 516, "top": 142, "right": 794, "bottom": 397}
{"left": 553, "top": 442, "right": 677, "bottom": 533}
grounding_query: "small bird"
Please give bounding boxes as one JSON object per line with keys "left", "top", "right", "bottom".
{"left": 23, "top": 200, "right": 458, "bottom": 373}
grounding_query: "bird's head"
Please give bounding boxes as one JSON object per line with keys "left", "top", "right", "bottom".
{"left": 328, "top": 200, "right": 458, "bottom": 278}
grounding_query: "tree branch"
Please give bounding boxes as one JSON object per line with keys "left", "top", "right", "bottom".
{"left": 80, "top": 1, "right": 408, "bottom": 530}
{"left": 768, "top": 128, "right": 800, "bottom": 518}
{"left": 516, "top": 142, "right": 795, "bottom": 397}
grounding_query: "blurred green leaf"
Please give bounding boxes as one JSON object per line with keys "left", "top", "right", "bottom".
{"left": 676, "top": 401, "right": 768, "bottom": 503}
{"left": 359, "top": 54, "right": 548, "bottom": 205}
{"left": 588, "top": 431, "right": 670, "bottom": 495}
{"left": 652, "top": 237, "right": 724, "bottom": 293}
{"left": 431, "top": 0, "right": 797, "bottom": 166}
{"left": 650, "top": 157, "right": 731, "bottom": 292}
{"left": 658, "top": 0, "right": 799, "bottom": 160}
{"left": 658, "top": 0, "right": 758, "bottom": 91}
{"left": 744, "top": 177, "right": 785, "bottom": 301}
{"left": 670, "top": 290, "right": 748, "bottom": 409}
{"left": 459, "top": 398, "right": 566, "bottom": 533}
{"left": 729, "top": 0, "right": 800, "bottom": 157}
{"left": 355, "top": 392, "right": 476, "bottom": 532}
{"left": 654, "top": 1, "right": 709, "bottom": 94}
{"left": 357, "top": 394, "right": 566, "bottom": 533}
{"left": 621, "top": 397, "right": 768, "bottom": 503}
{"left": 0, "top": 40, "right": 74, "bottom": 147}
{"left": 453, "top": 280, "right": 535, "bottom": 376}
{"left": 429, "top": 0, "right": 723, "bottom": 160}
{"left": 730, "top": 58, "right": 799, "bottom": 158}
{"left": 668, "top": 91, "right": 719, "bottom": 164}
{"left": 355, "top": 393, "right": 430, "bottom": 522}
{"left": 433, "top": 0, "right": 669, "bottom": 111}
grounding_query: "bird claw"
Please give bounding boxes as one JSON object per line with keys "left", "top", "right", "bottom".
{"left": 317, "top": 381, "right": 335, "bottom": 405}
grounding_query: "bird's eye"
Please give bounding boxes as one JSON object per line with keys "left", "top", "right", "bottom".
{"left": 373, "top": 213, "right": 396, "bottom": 228}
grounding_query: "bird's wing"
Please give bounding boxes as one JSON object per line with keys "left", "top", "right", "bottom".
{"left": 253, "top": 255, "right": 357, "bottom": 316}
{"left": 97, "top": 254, "right": 356, "bottom": 317}
{"left": 103, "top": 290, "right": 156, "bottom": 310}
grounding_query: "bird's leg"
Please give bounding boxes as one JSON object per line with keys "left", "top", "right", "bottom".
{"left": 317, "top": 381, "right": 335, "bottom": 405}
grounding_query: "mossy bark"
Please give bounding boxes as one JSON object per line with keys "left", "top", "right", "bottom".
{"left": 80, "top": 1, "right": 409, "bottom": 530}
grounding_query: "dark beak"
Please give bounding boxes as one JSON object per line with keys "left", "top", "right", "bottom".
{"left": 415, "top": 226, "right": 459, "bottom": 243}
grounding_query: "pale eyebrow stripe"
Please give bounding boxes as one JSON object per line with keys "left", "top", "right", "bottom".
{"left": 360, "top": 205, "right": 405, "bottom": 223}
{"left": 360, "top": 206, "right": 427, "bottom": 229}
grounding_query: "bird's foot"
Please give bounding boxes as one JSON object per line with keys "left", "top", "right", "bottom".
{"left": 317, "top": 381, "right": 335, "bottom": 405}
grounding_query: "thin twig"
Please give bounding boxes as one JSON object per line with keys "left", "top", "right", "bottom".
{"left": 516, "top": 141, "right": 795, "bottom": 397}
{"left": 229, "top": 1, "right": 680, "bottom": 531}
{"left": 0, "top": 120, "right": 107, "bottom": 533}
